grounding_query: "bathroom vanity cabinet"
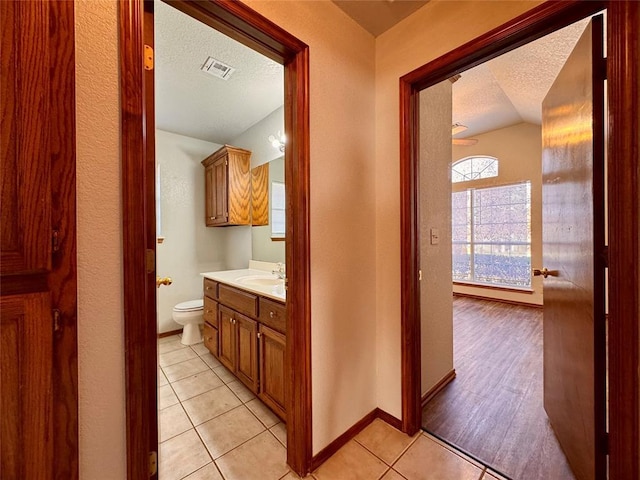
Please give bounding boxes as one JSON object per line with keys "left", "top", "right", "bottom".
{"left": 202, "top": 277, "right": 286, "bottom": 419}
{"left": 201, "top": 145, "right": 252, "bottom": 226}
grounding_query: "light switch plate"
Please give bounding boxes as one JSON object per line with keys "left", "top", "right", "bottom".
{"left": 430, "top": 228, "right": 440, "bottom": 245}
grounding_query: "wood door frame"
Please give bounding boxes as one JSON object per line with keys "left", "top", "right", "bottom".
{"left": 119, "top": 1, "right": 312, "bottom": 477}
{"left": 399, "top": 1, "right": 640, "bottom": 478}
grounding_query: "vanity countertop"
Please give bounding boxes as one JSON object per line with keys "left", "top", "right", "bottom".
{"left": 201, "top": 268, "right": 286, "bottom": 302}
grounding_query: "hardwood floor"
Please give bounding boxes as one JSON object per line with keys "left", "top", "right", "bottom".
{"left": 422, "top": 296, "right": 575, "bottom": 480}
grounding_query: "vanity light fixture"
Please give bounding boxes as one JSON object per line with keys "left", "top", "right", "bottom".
{"left": 268, "top": 131, "right": 286, "bottom": 153}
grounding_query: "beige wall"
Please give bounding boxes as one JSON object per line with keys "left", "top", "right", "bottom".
{"left": 76, "top": 0, "right": 545, "bottom": 475}
{"left": 155, "top": 130, "right": 228, "bottom": 334}
{"left": 419, "top": 83, "right": 454, "bottom": 395}
{"left": 374, "top": 0, "right": 544, "bottom": 417}
{"left": 242, "top": 1, "right": 377, "bottom": 453}
{"left": 452, "top": 122, "right": 543, "bottom": 305}
{"left": 76, "top": 1, "right": 125, "bottom": 477}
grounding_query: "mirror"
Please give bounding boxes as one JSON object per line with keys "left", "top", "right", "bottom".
{"left": 251, "top": 156, "right": 285, "bottom": 263}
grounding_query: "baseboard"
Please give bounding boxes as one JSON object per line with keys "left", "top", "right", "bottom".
{"left": 375, "top": 408, "right": 402, "bottom": 430}
{"left": 158, "top": 329, "right": 181, "bottom": 338}
{"left": 310, "top": 408, "right": 404, "bottom": 471}
{"left": 421, "top": 369, "right": 456, "bottom": 408}
{"left": 453, "top": 292, "right": 543, "bottom": 308}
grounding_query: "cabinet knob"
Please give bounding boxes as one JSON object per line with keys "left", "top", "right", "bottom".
{"left": 270, "top": 311, "right": 276, "bottom": 318}
{"left": 209, "top": 216, "right": 216, "bottom": 220}
{"left": 206, "top": 286, "right": 211, "bottom": 290}
{"left": 257, "top": 332, "right": 262, "bottom": 339}
{"left": 206, "top": 310, "right": 212, "bottom": 314}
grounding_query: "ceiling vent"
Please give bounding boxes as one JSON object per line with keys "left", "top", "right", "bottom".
{"left": 201, "top": 56, "right": 235, "bottom": 80}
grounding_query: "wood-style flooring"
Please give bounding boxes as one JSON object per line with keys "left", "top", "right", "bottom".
{"left": 422, "top": 296, "right": 575, "bottom": 480}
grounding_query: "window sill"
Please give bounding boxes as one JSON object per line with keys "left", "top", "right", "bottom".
{"left": 453, "top": 281, "right": 534, "bottom": 294}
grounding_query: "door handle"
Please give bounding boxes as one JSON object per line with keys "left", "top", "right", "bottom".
{"left": 156, "top": 276, "right": 172, "bottom": 287}
{"left": 532, "top": 268, "right": 557, "bottom": 278}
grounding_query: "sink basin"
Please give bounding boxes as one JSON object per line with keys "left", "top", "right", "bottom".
{"left": 236, "top": 274, "right": 283, "bottom": 287}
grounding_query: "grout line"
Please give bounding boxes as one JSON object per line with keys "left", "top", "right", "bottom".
{"left": 386, "top": 431, "right": 422, "bottom": 469}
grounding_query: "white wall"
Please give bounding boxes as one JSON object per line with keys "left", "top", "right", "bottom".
{"left": 419, "top": 82, "right": 454, "bottom": 395}
{"left": 156, "top": 130, "right": 229, "bottom": 333}
{"left": 374, "top": 0, "right": 545, "bottom": 418}
{"left": 243, "top": 0, "right": 378, "bottom": 454}
{"left": 452, "top": 122, "right": 543, "bottom": 305}
{"left": 231, "top": 105, "right": 284, "bottom": 168}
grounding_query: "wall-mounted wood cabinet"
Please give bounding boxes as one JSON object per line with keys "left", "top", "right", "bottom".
{"left": 201, "top": 145, "right": 252, "bottom": 226}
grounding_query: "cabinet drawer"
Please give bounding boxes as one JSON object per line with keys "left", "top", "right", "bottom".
{"left": 203, "top": 296, "right": 218, "bottom": 327}
{"left": 203, "top": 322, "right": 218, "bottom": 357}
{"left": 258, "top": 297, "right": 286, "bottom": 334}
{"left": 203, "top": 278, "right": 218, "bottom": 299}
{"left": 218, "top": 284, "right": 258, "bottom": 317}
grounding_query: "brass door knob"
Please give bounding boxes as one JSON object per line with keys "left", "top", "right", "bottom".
{"left": 532, "top": 268, "right": 557, "bottom": 278}
{"left": 156, "top": 276, "right": 172, "bottom": 287}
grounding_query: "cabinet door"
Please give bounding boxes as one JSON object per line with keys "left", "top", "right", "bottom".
{"left": 204, "top": 165, "right": 215, "bottom": 226}
{"left": 236, "top": 313, "right": 259, "bottom": 393}
{"left": 1, "top": 294, "right": 53, "bottom": 479}
{"left": 203, "top": 322, "right": 218, "bottom": 358}
{"left": 211, "top": 157, "right": 228, "bottom": 225}
{"left": 218, "top": 306, "right": 236, "bottom": 372}
{"left": 258, "top": 324, "right": 286, "bottom": 420}
{"left": 1, "top": 1, "right": 76, "bottom": 477}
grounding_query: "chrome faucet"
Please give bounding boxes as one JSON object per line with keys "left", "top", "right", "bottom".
{"left": 272, "top": 262, "right": 286, "bottom": 279}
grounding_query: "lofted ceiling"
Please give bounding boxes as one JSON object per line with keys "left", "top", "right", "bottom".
{"left": 452, "top": 17, "right": 590, "bottom": 138}
{"left": 154, "top": 0, "right": 590, "bottom": 146}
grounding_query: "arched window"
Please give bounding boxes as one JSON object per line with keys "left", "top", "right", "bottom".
{"left": 451, "top": 156, "right": 498, "bottom": 183}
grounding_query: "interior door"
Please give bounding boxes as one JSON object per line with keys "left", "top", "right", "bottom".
{"left": 541, "top": 15, "right": 606, "bottom": 480}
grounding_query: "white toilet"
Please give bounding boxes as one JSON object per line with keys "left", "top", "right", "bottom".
{"left": 172, "top": 299, "right": 204, "bottom": 346}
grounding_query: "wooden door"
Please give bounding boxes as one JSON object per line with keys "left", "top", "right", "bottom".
{"left": 1, "top": 0, "right": 77, "bottom": 477}
{"left": 236, "top": 313, "right": 259, "bottom": 392}
{"left": 259, "top": 324, "right": 286, "bottom": 419}
{"left": 541, "top": 15, "right": 606, "bottom": 480}
{"left": 218, "top": 305, "right": 237, "bottom": 372}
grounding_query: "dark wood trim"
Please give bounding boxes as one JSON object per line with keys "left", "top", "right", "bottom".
{"left": 375, "top": 408, "right": 403, "bottom": 431}
{"left": 119, "top": 0, "right": 312, "bottom": 477}
{"left": 271, "top": 237, "right": 286, "bottom": 242}
{"left": 607, "top": 1, "right": 640, "bottom": 478}
{"left": 421, "top": 370, "right": 456, "bottom": 408}
{"left": 453, "top": 292, "right": 543, "bottom": 309}
{"left": 399, "top": 66, "right": 421, "bottom": 436}
{"left": 0, "top": 274, "right": 49, "bottom": 296}
{"left": 310, "top": 409, "right": 379, "bottom": 471}
{"left": 400, "top": 2, "right": 639, "bottom": 479}
{"left": 310, "top": 408, "right": 406, "bottom": 471}
{"left": 158, "top": 329, "right": 182, "bottom": 339}
{"left": 119, "top": 1, "right": 158, "bottom": 479}
{"left": 49, "top": 1, "right": 79, "bottom": 477}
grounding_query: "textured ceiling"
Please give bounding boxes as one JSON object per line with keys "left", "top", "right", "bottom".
{"left": 332, "top": 0, "right": 430, "bottom": 37}
{"left": 453, "top": 17, "right": 590, "bottom": 138}
{"left": 156, "top": 0, "right": 592, "bottom": 145}
{"left": 155, "top": 1, "right": 283, "bottom": 144}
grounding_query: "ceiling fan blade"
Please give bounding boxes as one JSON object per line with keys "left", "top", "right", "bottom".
{"left": 452, "top": 138, "right": 478, "bottom": 146}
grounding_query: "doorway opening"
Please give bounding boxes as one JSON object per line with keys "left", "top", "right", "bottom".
{"left": 119, "top": 0, "right": 311, "bottom": 477}
{"left": 400, "top": 1, "right": 640, "bottom": 479}
{"left": 419, "top": 16, "right": 600, "bottom": 478}
{"left": 153, "top": 2, "right": 290, "bottom": 477}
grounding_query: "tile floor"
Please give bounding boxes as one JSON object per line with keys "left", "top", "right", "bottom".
{"left": 159, "top": 334, "right": 508, "bottom": 480}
